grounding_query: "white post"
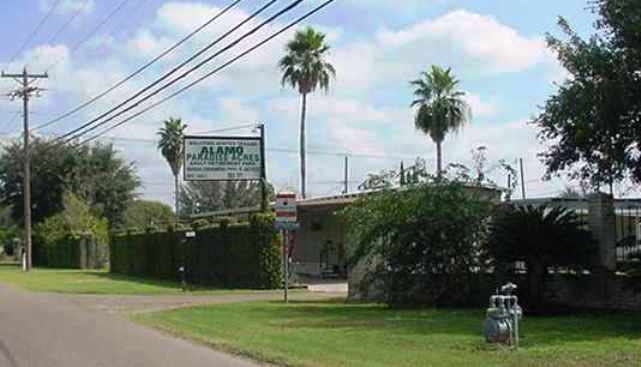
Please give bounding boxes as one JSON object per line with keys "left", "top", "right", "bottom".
{"left": 283, "top": 229, "right": 289, "bottom": 303}
{"left": 21, "top": 250, "right": 26, "bottom": 272}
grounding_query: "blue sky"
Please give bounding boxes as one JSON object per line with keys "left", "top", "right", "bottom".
{"left": 0, "top": 0, "right": 605, "bottom": 205}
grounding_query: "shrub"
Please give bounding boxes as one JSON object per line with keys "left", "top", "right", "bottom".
{"left": 33, "top": 193, "right": 109, "bottom": 268}
{"left": 190, "top": 218, "right": 210, "bottom": 230}
{"left": 487, "top": 204, "right": 595, "bottom": 312}
{"left": 110, "top": 213, "right": 281, "bottom": 289}
{"left": 342, "top": 181, "right": 492, "bottom": 307}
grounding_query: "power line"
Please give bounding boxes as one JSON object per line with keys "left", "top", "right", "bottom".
{"left": 8, "top": 0, "right": 63, "bottom": 64}
{"left": 105, "top": 0, "right": 153, "bottom": 36}
{"left": 44, "top": 0, "right": 88, "bottom": 46}
{"left": 197, "top": 123, "right": 259, "bottom": 134}
{"left": 45, "top": 0, "right": 132, "bottom": 71}
{"left": 33, "top": 0, "right": 245, "bottom": 131}
{"left": 75, "top": 0, "right": 335, "bottom": 146}
{"left": 86, "top": 135, "right": 423, "bottom": 162}
{"left": 58, "top": 0, "right": 285, "bottom": 143}
{"left": 0, "top": 111, "right": 21, "bottom": 133}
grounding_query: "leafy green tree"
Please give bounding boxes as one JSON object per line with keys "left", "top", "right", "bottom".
{"left": 0, "top": 205, "right": 17, "bottom": 257}
{"left": 66, "top": 143, "right": 139, "bottom": 227}
{"left": 0, "top": 138, "right": 72, "bottom": 224}
{"left": 279, "top": 27, "right": 336, "bottom": 198}
{"left": 410, "top": 65, "right": 471, "bottom": 178}
{"left": 0, "top": 138, "right": 138, "bottom": 226}
{"left": 179, "top": 180, "right": 275, "bottom": 216}
{"left": 487, "top": 205, "right": 594, "bottom": 312}
{"left": 534, "top": 1, "right": 641, "bottom": 190}
{"left": 158, "top": 117, "right": 187, "bottom": 217}
{"left": 121, "top": 200, "right": 174, "bottom": 230}
{"left": 343, "top": 180, "right": 492, "bottom": 307}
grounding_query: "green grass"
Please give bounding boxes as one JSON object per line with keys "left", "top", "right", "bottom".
{"left": 136, "top": 300, "right": 641, "bottom": 367}
{"left": 0, "top": 265, "right": 258, "bottom": 295}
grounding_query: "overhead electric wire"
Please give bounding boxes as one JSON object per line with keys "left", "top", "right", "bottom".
{"left": 105, "top": 0, "right": 152, "bottom": 36}
{"left": 45, "top": 0, "right": 87, "bottom": 46}
{"left": 56, "top": 0, "right": 282, "bottom": 142}
{"left": 97, "top": 123, "right": 260, "bottom": 143}
{"left": 8, "top": 0, "right": 63, "bottom": 64}
{"left": 45, "top": 0, "right": 132, "bottom": 71}
{"left": 0, "top": 111, "right": 21, "bottom": 133}
{"left": 88, "top": 135, "right": 417, "bottom": 161}
{"left": 34, "top": 0, "right": 244, "bottom": 131}
{"left": 74, "top": 0, "right": 334, "bottom": 146}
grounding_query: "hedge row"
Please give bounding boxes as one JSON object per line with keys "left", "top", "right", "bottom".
{"left": 33, "top": 234, "right": 108, "bottom": 269}
{"left": 109, "top": 213, "right": 282, "bottom": 289}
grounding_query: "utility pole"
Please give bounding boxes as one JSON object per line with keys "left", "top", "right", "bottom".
{"left": 258, "top": 123, "right": 267, "bottom": 211}
{"left": 2, "top": 68, "right": 47, "bottom": 272}
{"left": 342, "top": 155, "right": 349, "bottom": 194}
{"left": 519, "top": 158, "right": 526, "bottom": 200}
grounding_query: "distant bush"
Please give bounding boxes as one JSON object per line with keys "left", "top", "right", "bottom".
{"left": 33, "top": 193, "right": 109, "bottom": 269}
{"left": 110, "top": 213, "right": 281, "bottom": 289}
{"left": 342, "top": 181, "right": 493, "bottom": 307}
{"left": 121, "top": 200, "right": 174, "bottom": 229}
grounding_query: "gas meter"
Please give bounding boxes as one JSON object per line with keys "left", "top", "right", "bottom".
{"left": 483, "top": 282, "right": 522, "bottom": 348}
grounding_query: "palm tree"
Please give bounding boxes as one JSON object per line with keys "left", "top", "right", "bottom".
{"left": 279, "top": 27, "right": 335, "bottom": 198}
{"left": 157, "top": 117, "right": 187, "bottom": 217}
{"left": 410, "top": 65, "right": 471, "bottom": 178}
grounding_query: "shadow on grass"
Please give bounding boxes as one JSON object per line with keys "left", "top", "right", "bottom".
{"left": 241, "top": 300, "right": 641, "bottom": 347}
{"left": 89, "top": 271, "right": 251, "bottom": 293}
{"left": 89, "top": 271, "right": 183, "bottom": 288}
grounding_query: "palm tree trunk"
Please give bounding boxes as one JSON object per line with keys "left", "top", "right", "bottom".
{"left": 300, "top": 92, "right": 308, "bottom": 199}
{"left": 436, "top": 140, "right": 443, "bottom": 179}
{"left": 174, "top": 173, "right": 179, "bottom": 222}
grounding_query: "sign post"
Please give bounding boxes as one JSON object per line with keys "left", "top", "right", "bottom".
{"left": 274, "top": 192, "right": 298, "bottom": 303}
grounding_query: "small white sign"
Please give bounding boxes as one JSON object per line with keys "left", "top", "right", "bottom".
{"left": 275, "top": 192, "right": 297, "bottom": 224}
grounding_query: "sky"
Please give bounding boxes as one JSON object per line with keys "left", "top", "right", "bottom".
{"left": 0, "top": 0, "right": 607, "bottom": 206}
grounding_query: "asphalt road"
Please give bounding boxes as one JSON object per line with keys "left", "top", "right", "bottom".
{"left": 0, "top": 284, "right": 263, "bottom": 367}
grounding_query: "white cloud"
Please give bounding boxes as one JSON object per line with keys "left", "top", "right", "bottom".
{"left": 332, "top": 9, "right": 552, "bottom": 93}
{"left": 463, "top": 93, "right": 498, "bottom": 118}
{"left": 377, "top": 10, "right": 548, "bottom": 73}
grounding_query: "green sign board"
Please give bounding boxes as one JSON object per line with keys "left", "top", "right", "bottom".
{"left": 183, "top": 136, "right": 263, "bottom": 181}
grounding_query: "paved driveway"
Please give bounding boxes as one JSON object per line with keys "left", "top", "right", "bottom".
{"left": 0, "top": 285, "right": 343, "bottom": 367}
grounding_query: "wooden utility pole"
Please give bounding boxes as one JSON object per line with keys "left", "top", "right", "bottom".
{"left": 2, "top": 68, "right": 48, "bottom": 272}
{"left": 258, "top": 123, "right": 267, "bottom": 212}
{"left": 342, "top": 155, "right": 349, "bottom": 194}
{"left": 519, "top": 158, "right": 526, "bottom": 200}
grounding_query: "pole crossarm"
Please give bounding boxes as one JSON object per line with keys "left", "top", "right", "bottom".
{"left": 1, "top": 72, "right": 48, "bottom": 78}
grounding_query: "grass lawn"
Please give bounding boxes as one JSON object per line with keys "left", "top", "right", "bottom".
{"left": 0, "top": 264, "right": 260, "bottom": 295}
{"left": 136, "top": 300, "right": 641, "bottom": 367}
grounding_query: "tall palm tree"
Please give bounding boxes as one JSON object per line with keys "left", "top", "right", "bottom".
{"left": 157, "top": 117, "right": 187, "bottom": 217}
{"left": 279, "top": 27, "right": 335, "bottom": 198}
{"left": 411, "top": 65, "right": 471, "bottom": 178}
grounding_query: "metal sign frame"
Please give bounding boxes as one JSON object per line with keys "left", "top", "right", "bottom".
{"left": 183, "top": 135, "right": 264, "bottom": 182}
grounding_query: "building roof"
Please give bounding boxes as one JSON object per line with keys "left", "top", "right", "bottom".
{"left": 512, "top": 197, "right": 641, "bottom": 213}
{"left": 297, "top": 184, "right": 503, "bottom": 209}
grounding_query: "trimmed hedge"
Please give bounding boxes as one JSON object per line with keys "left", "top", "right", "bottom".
{"left": 110, "top": 213, "right": 282, "bottom": 289}
{"left": 33, "top": 234, "right": 108, "bottom": 269}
